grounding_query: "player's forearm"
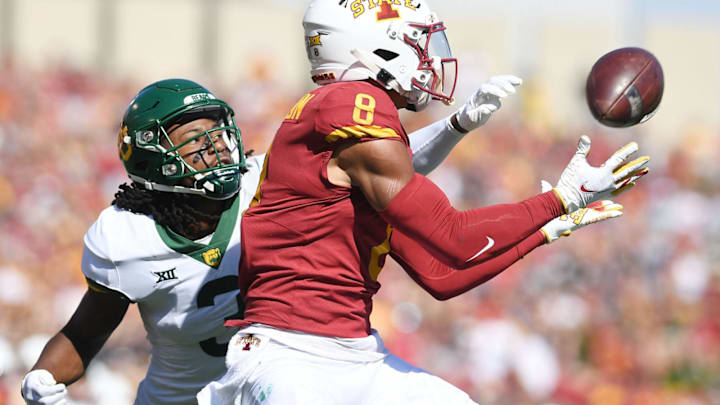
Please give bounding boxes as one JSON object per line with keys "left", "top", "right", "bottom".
{"left": 408, "top": 117, "right": 466, "bottom": 176}
{"left": 34, "top": 287, "right": 129, "bottom": 382}
{"left": 31, "top": 332, "right": 86, "bottom": 385}
{"left": 391, "top": 230, "right": 545, "bottom": 300}
{"left": 380, "top": 173, "right": 564, "bottom": 269}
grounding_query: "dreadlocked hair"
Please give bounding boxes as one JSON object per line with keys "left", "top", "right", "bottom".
{"left": 112, "top": 183, "right": 228, "bottom": 234}
{"left": 112, "top": 150, "right": 253, "bottom": 236}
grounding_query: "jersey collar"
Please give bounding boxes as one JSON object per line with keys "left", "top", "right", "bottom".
{"left": 154, "top": 195, "right": 240, "bottom": 268}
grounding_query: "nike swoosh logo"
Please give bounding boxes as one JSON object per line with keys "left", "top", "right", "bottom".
{"left": 466, "top": 236, "right": 495, "bottom": 262}
{"left": 580, "top": 184, "right": 597, "bottom": 193}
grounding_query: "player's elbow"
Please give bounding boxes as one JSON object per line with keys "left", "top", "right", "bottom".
{"left": 433, "top": 291, "right": 456, "bottom": 301}
{"left": 423, "top": 288, "right": 455, "bottom": 301}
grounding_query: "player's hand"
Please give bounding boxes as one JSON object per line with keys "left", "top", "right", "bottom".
{"left": 540, "top": 180, "right": 623, "bottom": 243}
{"left": 21, "top": 370, "right": 68, "bottom": 405}
{"left": 453, "top": 74, "right": 522, "bottom": 133}
{"left": 553, "top": 136, "right": 649, "bottom": 213}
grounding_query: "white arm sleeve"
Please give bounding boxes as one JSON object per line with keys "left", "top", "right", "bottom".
{"left": 409, "top": 116, "right": 467, "bottom": 176}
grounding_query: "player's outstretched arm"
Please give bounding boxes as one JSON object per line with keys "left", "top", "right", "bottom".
{"left": 390, "top": 196, "right": 623, "bottom": 300}
{"left": 390, "top": 229, "right": 546, "bottom": 300}
{"left": 409, "top": 75, "right": 522, "bottom": 175}
{"left": 335, "top": 138, "right": 564, "bottom": 269}
{"left": 22, "top": 287, "right": 128, "bottom": 404}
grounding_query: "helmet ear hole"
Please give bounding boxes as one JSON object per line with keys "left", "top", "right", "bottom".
{"left": 374, "top": 49, "right": 399, "bottom": 61}
{"left": 134, "top": 161, "right": 149, "bottom": 172}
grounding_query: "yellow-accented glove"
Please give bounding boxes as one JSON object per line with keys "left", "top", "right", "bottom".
{"left": 540, "top": 180, "right": 623, "bottom": 243}
{"left": 553, "top": 136, "right": 649, "bottom": 213}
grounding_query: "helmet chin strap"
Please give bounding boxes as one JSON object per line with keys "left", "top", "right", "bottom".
{"left": 351, "top": 48, "right": 430, "bottom": 111}
{"left": 350, "top": 49, "right": 405, "bottom": 95}
{"left": 350, "top": 48, "right": 455, "bottom": 112}
{"left": 127, "top": 173, "right": 238, "bottom": 200}
{"left": 128, "top": 173, "right": 207, "bottom": 196}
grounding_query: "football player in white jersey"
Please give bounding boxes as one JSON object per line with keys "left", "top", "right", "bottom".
{"left": 21, "top": 79, "right": 260, "bottom": 405}
{"left": 20, "top": 73, "right": 534, "bottom": 404}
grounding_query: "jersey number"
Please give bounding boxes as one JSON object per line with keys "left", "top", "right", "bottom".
{"left": 353, "top": 93, "right": 376, "bottom": 125}
{"left": 196, "top": 276, "right": 244, "bottom": 357}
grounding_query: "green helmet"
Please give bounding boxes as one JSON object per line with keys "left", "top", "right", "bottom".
{"left": 118, "top": 78, "right": 246, "bottom": 200}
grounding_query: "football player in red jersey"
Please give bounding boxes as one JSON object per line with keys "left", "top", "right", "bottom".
{"left": 17, "top": 72, "right": 517, "bottom": 405}
{"left": 199, "top": 1, "right": 650, "bottom": 404}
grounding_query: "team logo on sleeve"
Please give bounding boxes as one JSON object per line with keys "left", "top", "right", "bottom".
{"left": 202, "top": 248, "right": 222, "bottom": 268}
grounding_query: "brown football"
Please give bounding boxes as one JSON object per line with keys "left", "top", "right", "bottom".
{"left": 586, "top": 47, "right": 664, "bottom": 127}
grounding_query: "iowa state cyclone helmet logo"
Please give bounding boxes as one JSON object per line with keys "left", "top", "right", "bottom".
{"left": 342, "top": 0, "right": 419, "bottom": 21}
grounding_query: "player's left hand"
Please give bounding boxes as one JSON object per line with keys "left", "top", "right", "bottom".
{"left": 539, "top": 180, "right": 623, "bottom": 243}
{"left": 452, "top": 74, "right": 522, "bottom": 133}
{"left": 553, "top": 136, "right": 649, "bottom": 213}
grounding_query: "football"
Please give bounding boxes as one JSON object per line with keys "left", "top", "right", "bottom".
{"left": 586, "top": 47, "right": 664, "bottom": 127}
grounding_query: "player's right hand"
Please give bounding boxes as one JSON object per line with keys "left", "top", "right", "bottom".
{"left": 553, "top": 135, "right": 649, "bottom": 213}
{"left": 540, "top": 180, "right": 623, "bottom": 243}
{"left": 21, "top": 369, "right": 68, "bottom": 405}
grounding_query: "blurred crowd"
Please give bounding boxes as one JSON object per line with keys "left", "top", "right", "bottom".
{"left": 0, "top": 57, "right": 718, "bottom": 405}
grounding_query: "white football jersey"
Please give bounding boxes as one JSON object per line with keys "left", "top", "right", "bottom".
{"left": 81, "top": 154, "right": 264, "bottom": 405}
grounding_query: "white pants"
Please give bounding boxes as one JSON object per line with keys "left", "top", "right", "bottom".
{"left": 197, "top": 325, "right": 477, "bottom": 405}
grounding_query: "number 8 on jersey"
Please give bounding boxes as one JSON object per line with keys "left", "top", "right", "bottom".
{"left": 353, "top": 93, "right": 376, "bottom": 125}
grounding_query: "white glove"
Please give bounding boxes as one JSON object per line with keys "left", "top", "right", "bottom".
{"left": 454, "top": 74, "right": 522, "bottom": 133}
{"left": 539, "top": 180, "right": 623, "bottom": 243}
{"left": 553, "top": 135, "right": 649, "bottom": 213}
{"left": 21, "top": 369, "right": 67, "bottom": 405}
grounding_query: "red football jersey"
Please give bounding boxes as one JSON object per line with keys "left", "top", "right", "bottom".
{"left": 229, "top": 81, "right": 407, "bottom": 338}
